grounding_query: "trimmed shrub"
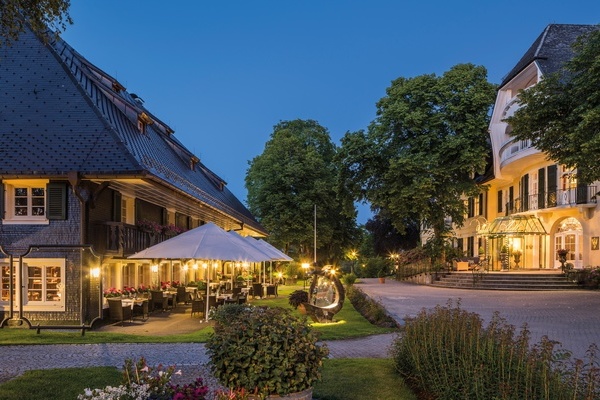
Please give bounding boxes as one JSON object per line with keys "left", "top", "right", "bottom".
{"left": 206, "top": 305, "right": 329, "bottom": 397}
{"left": 288, "top": 290, "right": 309, "bottom": 309}
{"left": 341, "top": 273, "right": 357, "bottom": 286}
{"left": 346, "top": 286, "right": 398, "bottom": 328}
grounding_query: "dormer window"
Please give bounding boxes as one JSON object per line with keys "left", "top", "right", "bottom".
{"left": 112, "top": 81, "right": 125, "bottom": 93}
{"left": 190, "top": 156, "right": 199, "bottom": 171}
{"left": 137, "top": 112, "right": 154, "bottom": 133}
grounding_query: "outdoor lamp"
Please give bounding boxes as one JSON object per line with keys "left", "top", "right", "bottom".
{"left": 193, "top": 263, "right": 198, "bottom": 270}
{"left": 151, "top": 265, "right": 159, "bottom": 273}
{"left": 90, "top": 267, "right": 100, "bottom": 278}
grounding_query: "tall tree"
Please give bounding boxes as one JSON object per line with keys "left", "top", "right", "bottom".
{"left": 246, "top": 119, "right": 357, "bottom": 263}
{"left": 0, "top": 0, "right": 72, "bottom": 47}
{"left": 507, "top": 28, "right": 600, "bottom": 185}
{"left": 338, "top": 64, "right": 496, "bottom": 259}
{"left": 364, "top": 213, "right": 419, "bottom": 257}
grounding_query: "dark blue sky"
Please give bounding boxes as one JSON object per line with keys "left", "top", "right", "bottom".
{"left": 62, "top": 1, "right": 600, "bottom": 223}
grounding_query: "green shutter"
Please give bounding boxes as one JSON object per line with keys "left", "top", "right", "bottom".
{"left": 47, "top": 182, "right": 67, "bottom": 220}
{"left": 0, "top": 182, "right": 4, "bottom": 219}
{"left": 112, "top": 192, "right": 122, "bottom": 222}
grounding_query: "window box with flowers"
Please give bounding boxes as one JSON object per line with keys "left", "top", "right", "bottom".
{"left": 136, "top": 220, "right": 163, "bottom": 235}
{"left": 162, "top": 224, "right": 184, "bottom": 236}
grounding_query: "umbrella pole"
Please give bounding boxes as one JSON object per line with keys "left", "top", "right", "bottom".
{"left": 205, "top": 261, "right": 210, "bottom": 323}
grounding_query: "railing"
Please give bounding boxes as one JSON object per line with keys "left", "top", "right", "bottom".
{"left": 499, "top": 139, "right": 533, "bottom": 164}
{"left": 506, "top": 185, "right": 597, "bottom": 214}
{"left": 91, "top": 222, "right": 171, "bottom": 256}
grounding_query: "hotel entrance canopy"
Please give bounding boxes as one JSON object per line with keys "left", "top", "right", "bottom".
{"left": 478, "top": 215, "right": 547, "bottom": 237}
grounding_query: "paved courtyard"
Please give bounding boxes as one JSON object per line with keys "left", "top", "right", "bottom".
{"left": 358, "top": 278, "right": 600, "bottom": 361}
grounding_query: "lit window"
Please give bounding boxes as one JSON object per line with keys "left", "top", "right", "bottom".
{"left": 3, "top": 180, "right": 50, "bottom": 224}
{"left": 24, "top": 259, "right": 65, "bottom": 309}
{"left": 14, "top": 187, "right": 45, "bottom": 217}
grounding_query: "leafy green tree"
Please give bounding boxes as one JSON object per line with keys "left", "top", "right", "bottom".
{"left": 246, "top": 119, "right": 358, "bottom": 263}
{"left": 507, "top": 28, "right": 600, "bottom": 185}
{"left": 0, "top": 0, "right": 72, "bottom": 47}
{"left": 338, "top": 64, "right": 496, "bottom": 260}
{"left": 364, "top": 213, "right": 419, "bottom": 257}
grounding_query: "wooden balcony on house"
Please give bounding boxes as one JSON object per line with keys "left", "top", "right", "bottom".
{"left": 506, "top": 185, "right": 597, "bottom": 215}
{"left": 91, "top": 222, "right": 172, "bottom": 257}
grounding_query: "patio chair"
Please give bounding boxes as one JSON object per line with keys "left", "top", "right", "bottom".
{"left": 208, "top": 295, "right": 219, "bottom": 309}
{"left": 191, "top": 298, "right": 205, "bottom": 317}
{"left": 252, "top": 283, "right": 263, "bottom": 299}
{"left": 232, "top": 286, "right": 242, "bottom": 297}
{"left": 266, "top": 284, "right": 278, "bottom": 298}
{"left": 107, "top": 298, "right": 133, "bottom": 326}
{"left": 176, "top": 286, "right": 189, "bottom": 305}
{"left": 237, "top": 293, "right": 247, "bottom": 304}
{"left": 150, "top": 290, "right": 168, "bottom": 312}
{"left": 132, "top": 299, "right": 149, "bottom": 321}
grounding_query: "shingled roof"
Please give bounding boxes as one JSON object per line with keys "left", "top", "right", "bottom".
{"left": 501, "top": 24, "right": 599, "bottom": 87}
{"left": 0, "top": 27, "right": 266, "bottom": 236}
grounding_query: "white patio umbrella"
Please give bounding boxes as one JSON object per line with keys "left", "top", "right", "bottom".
{"left": 128, "top": 222, "right": 270, "bottom": 321}
{"left": 128, "top": 222, "right": 268, "bottom": 262}
{"left": 255, "top": 239, "right": 293, "bottom": 261}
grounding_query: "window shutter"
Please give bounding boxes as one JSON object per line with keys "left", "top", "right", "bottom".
{"left": 112, "top": 192, "right": 122, "bottom": 222}
{"left": 548, "top": 165, "right": 558, "bottom": 207}
{"left": 47, "top": 182, "right": 67, "bottom": 220}
{"left": 0, "top": 182, "right": 4, "bottom": 219}
{"left": 538, "top": 168, "right": 546, "bottom": 209}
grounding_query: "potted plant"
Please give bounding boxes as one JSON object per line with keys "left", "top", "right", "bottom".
{"left": 377, "top": 268, "right": 387, "bottom": 284}
{"left": 512, "top": 250, "right": 522, "bottom": 268}
{"left": 206, "top": 304, "right": 329, "bottom": 399}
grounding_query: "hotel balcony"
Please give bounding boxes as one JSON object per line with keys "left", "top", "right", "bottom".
{"left": 506, "top": 185, "right": 597, "bottom": 215}
{"left": 498, "top": 138, "right": 546, "bottom": 178}
{"left": 91, "top": 222, "right": 172, "bottom": 257}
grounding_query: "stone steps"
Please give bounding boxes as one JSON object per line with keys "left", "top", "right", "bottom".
{"left": 431, "top": 272, "right": 581, "bottom": 290}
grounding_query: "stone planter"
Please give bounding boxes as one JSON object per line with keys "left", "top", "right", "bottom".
{"left": 249, "top": 388, "right": 313, "bottom": 400}
{"left": 378, "top": 277, "right": 385, "bottom": 284}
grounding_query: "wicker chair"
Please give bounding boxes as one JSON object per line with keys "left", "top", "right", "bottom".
{"left": 107, "top": 298, "right": 133, "bottom": 326}
{"left": 150, "top": 290, "right": 168, "bottom": 312}
{"left": 191, "top": 297, "right": 205, "bottom": 317}
{"left": 251, "top": 283, "right": 263, "bottom": 299}
{"left": 176, "top": 286, "right": 189, "bottom": 305}
{"left": 132, "top": 299, "right": 149, "bottom": 321}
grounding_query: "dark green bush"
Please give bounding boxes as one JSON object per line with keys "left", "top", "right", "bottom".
{"left": 210, "top": 303, "right": 251, "bottom": 327}
{"left": 346, "top": 286, "right": 398, "bottom": 328}
{"left": 206, "top": 305, "right": 329, "bottom": 397}
{"left": 391, "top": 300, "right": 600, "bottom": 399}
{"left": 361, "top": 257, "right": 392, "bottom": 278}
{"left": 288, "top": 290, "right": 309, "bottom": 309}
{"left": 340, "top": 273, "right": 357, "bottom": 286}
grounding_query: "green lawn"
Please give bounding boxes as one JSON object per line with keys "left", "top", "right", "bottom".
{"left": 0, "top": 359, "right": 416, "bottom": 400}
{"left": 0, "top": 284, "right": 397, "bottom": 345}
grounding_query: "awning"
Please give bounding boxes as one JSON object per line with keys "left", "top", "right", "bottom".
{"left": 478, "top": 215, "right": 547, "bottom": 237}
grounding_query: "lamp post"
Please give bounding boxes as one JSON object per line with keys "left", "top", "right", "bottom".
{"left": 349, "top": 250, "right": 358, "bottom": 275}
{"left": 301, "top": 263, "right": 310, "bottom": 290}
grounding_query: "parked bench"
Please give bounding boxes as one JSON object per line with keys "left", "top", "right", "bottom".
{"left": 34, "top": 323, "right": 89, "bottom": 336}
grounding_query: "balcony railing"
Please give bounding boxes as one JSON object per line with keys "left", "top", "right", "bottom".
{"left": 91, "top": 222, "right": 172, "bottom": 256}
{"left": 506, "top": 185, "right": 597, "bottom": 215}
{"left": 499, "top": 139, "right": 533, "bottom": 164}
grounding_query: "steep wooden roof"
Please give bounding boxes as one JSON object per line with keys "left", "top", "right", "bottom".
{"left": 0, "top": 27, "right": 266, "bottom": 236}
